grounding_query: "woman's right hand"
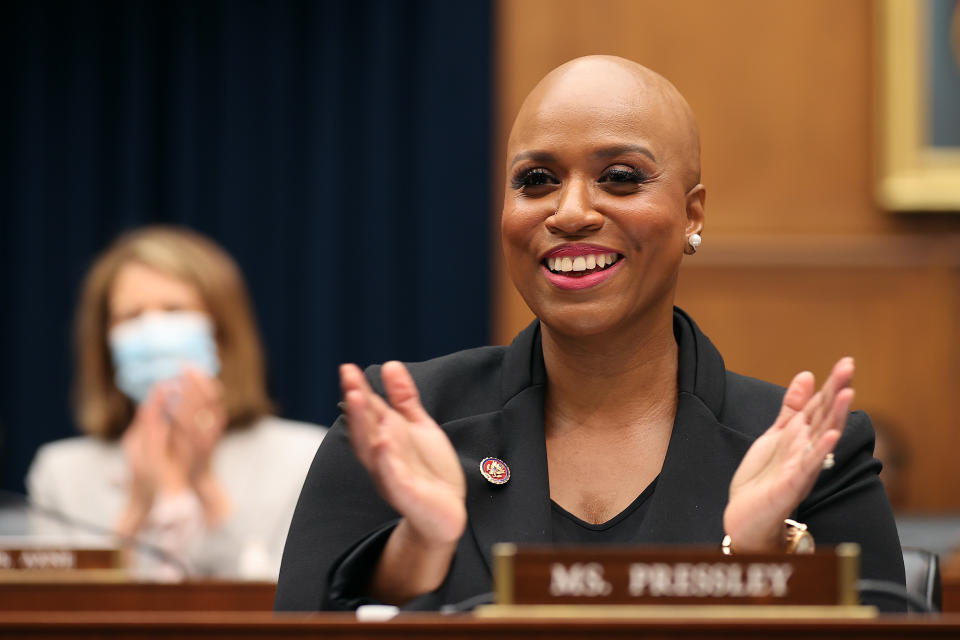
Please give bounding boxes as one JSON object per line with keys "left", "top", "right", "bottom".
{"left": 117, "top": 386, "right": 181, "bottom": 536}
{"left": 340, "top": 361, "right": 466, "bottom": 603}
{"left": 340, "top": 362, "right": 467, "bottom": 545}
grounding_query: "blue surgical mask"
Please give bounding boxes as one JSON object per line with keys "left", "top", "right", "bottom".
{"left": 109, "top": 311, "right": 220, "bottom": 404}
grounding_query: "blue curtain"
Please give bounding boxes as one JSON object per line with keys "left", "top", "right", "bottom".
{"left": 0, "top": 0, "right": 492, "bottom": 492}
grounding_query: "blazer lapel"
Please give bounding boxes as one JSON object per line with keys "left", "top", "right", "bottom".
{"left": 638, "top": 309, "right": 755, "bottom": 544}
{"left": 445, "top": 321, "right": 551, "bottom": 574}
{"left": 638, "top": 391, "right": 753, "bottom": 544}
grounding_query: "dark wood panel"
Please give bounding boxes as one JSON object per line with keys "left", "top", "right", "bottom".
{"left": 944, "top": 574, "right": 960, "bottom": 614}
{"left": 0, "top": 581, "right": 275, "bottom": 612}
{"left": 946, "top": 583, "right": 960, "bottom": 614}
{"left": 1, "top": 613, "right": 960, "bottom": 640}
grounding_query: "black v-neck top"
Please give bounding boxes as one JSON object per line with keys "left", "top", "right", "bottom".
{"left": 551, "top": 477, "right": 659, "bottom": 543}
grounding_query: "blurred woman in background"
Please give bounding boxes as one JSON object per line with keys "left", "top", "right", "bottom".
{"left": 27, "top": 226, "right": 325, "bottom": 580}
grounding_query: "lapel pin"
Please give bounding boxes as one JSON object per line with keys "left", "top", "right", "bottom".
{"left": 480, "top": 457, "right": 510, "bottom": 485}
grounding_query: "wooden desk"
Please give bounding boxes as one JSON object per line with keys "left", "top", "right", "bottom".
{"left": 0, "top": 612, "right": 959, "bottom": 639}
{"left": 0, "top": 580, "right": 957, "bottom": 638}
{"left": 944, "top": 575, "right": 960, "bottom": 613}
{"left": 0, "top": 581, "right": 276, "bottom": 611}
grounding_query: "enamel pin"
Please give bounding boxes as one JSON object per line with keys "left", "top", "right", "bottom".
{"left": 480, "top": 457, "right": 510, "bottom": 485}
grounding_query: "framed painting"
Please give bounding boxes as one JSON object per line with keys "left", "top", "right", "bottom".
{"left": 877, "top": 0, "right": 960, "bottom": 211}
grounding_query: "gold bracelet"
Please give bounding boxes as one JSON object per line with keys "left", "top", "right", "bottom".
{"left": 721, "top": 519, "right": 815, "bottom": 555}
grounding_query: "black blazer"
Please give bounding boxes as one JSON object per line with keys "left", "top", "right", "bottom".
{"left": 275, "top": 309, "right": 905, "bottom": 611}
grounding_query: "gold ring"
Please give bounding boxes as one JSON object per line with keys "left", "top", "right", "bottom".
{"left": 822, "top": 453, "right": 835, "bottom": 470}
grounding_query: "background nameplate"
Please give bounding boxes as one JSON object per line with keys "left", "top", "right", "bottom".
{"left": 0, "top": 548, "right": 121, "bottom": 572}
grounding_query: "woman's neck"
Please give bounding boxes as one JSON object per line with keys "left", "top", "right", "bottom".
{"left": 541, "top": 307, "right": 679, "bottom": 437}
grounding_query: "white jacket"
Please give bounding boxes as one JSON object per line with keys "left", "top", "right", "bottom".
{"left": 26, "top": 416, "right": 325, "bottom": 581}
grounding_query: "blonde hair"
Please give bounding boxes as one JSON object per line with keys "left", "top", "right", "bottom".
{"left": 74, "top": 226, "right": 274, "bottom": 439}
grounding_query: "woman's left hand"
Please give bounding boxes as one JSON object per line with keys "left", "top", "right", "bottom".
{"left": 164, "top": 368, "right": 227, "bottom": 478}
{"left": 723, "top": 358, "right": 855, "bottom": 552}
{"left": 165, "top": 368, "right": 231, "bottom": 525}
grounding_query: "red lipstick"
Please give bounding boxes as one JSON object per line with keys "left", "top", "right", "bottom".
{"left": 540, "top": 243, "right": 624, "bottom": 291}
{"left": 541, "top": 243, "right": 619, "bottom": 260}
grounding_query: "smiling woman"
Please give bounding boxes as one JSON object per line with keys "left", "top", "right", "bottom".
{"left": 502, "top": 60, "right": 702, "bottom": 345}
{"left": 275, "top": 56, "right": 906, "bottom": 613}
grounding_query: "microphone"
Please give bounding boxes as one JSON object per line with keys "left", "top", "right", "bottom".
{"left": 0, "top": 489, "right": 191, "bottom": 578}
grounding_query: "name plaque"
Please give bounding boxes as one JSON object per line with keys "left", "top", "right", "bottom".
{"left": 0, "top": 548, "right": 121, "bottom": 572}
{"left": 491, "top": 543, "right": 861, "bottom": 607}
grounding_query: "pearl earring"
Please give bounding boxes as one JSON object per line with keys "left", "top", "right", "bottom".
{"left": 688, "top": 233, "right": 702, "bottom": 253}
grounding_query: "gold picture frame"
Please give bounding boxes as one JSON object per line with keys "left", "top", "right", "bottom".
{"left": 877, "top": 0, "right": 960, "bottom": 211}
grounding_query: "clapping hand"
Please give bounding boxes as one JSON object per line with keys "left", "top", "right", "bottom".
{"left": 117, "top": 368, "right": 230, "bottom": 536}
{"left": 723, "top": 358, "right": 855, "bottom": 552}
{"left": 163, "top": 367, "right": 228, "bottom": 484}
{"left": 340, "top": 362, "right": 466, "bottom": 546}
{"left": 122, "top": 387, "right": 177, "bottom": 511}
{"left": 339, "top": 361, "right": 467, "bottom": 603}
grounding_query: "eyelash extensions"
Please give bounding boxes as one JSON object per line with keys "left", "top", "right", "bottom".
{"left": 510, "top": 165, "right": 650, "bottom": 192}
{"left": 510, "top": 167, "right": 557, "bottom": 190}
{"left": 600, "top": 167, "right": 648, "bottom": 184}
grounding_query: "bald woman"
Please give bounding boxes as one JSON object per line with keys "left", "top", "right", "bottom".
{"left": 275, "top": 57, "right": 905, "bottom": 612}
